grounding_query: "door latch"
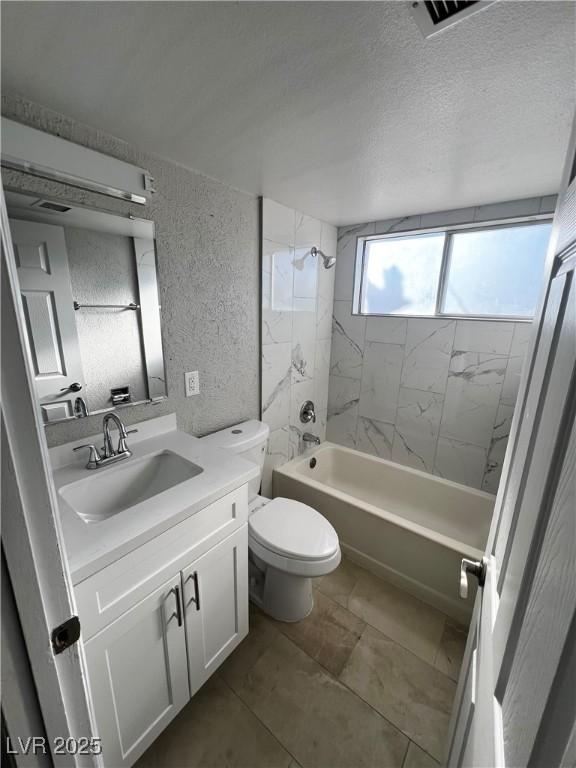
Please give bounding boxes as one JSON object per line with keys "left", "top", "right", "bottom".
{"left": 460, "top": 558, "right": 487, "bottom": 599}
{"left": 51, "top": 616, "right": 81, "bottom": 654}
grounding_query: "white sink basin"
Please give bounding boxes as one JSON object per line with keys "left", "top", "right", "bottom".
{"left": 59, "top": 450, "right": 203, "bottom": 523}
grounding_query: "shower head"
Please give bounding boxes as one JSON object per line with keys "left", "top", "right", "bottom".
{"left": 311, "top": 246, "right": 336, "bottom": 269}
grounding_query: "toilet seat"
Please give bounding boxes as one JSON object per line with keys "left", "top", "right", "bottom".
{"left": 249, "top": 497, "right": 339, "bottom": 561}
{"left": 249, "top": 534, "right": 341, "bottom": 578}
{"left": 248, "top": 497, "right": 341, "bottom": 578}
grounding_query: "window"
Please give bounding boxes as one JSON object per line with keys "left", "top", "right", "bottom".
{"left": 355, "top": 220, "right": 552, "bottom": 319}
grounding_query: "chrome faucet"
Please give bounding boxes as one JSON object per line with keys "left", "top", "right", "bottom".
{"left": 74, "top": 396, "right": 89, "bottom": 418}
{"left": 73, "top": 413, "right": 137, "bottom": 469}
{"left": 103, "top": 413, "right": 131, "bottom": 458}
{"left": 302, "top": 432, "right": 321, "bottom": 447}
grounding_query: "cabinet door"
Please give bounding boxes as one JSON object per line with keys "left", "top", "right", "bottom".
{"left": 182, "top": 524, "right": 249, "bottom": 696}
{"left": 83, "top": 574, "right": 189, "bottom": 767}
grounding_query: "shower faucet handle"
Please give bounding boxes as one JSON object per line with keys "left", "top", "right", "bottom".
{"left": 300, "top": 400, "right": 316, "bottom": 424}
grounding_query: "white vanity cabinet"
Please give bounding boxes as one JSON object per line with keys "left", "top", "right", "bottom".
{"left": 82, "top": 574, "right": 190, "bottom": 767}
{"left": 75, "top": 485, "right": 250, "bottom": 767}
{"left": 182, "top": 525, "right": 248, "bottom": 696}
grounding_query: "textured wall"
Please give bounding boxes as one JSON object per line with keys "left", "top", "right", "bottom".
{"left": 260, "top": 199, "right": 336, "bottom": 495}
{"left": 328, "top": 197, "right": 556, "bottom": 492}
{"left": 2, "top": 93, "right": 260, "bottom": 446}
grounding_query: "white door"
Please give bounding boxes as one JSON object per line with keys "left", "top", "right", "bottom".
{"left": 8, "top": 218, "right": 85, "bottom": 422}
{"left": 2, "top": 183, "right": 96, "bottom": 768}
{"left": 182, "top": 525, "right": 249, "bottom": 696}
{"left": 82, "top": 574, "right": 190, "bottom": 768}
{"left": 446, "top": 123, "right": 576, "bottom": 767}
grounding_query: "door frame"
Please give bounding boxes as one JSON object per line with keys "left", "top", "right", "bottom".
{"left": 1, "top": 180, "right": 96, "bottom": 767}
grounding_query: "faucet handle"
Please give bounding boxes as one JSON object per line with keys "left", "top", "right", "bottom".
{"left": 73, "top": 444, "right": 102, "bottom": 468}
{"left": 117, "top": 429, "right": 137, "bottom": 455}
{"left": 300, "top": 400, "right": 317, "bottom": 424}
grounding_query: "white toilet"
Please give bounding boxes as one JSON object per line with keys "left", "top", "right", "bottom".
{"left": 201, "top": 420, "right": 341, "bottom": 621}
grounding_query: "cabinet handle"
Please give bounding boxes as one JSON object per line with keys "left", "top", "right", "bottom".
{"left": 186, "top": 571, "right": 201, "bottom": 612}
{"left": 167, "top": 586, "right": 183, "bottom": 627}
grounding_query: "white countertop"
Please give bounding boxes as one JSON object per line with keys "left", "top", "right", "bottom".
{"left": 51, "top": 415, "right": 259, "bottom": 584}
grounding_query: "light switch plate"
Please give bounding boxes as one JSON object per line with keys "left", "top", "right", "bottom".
{"left": 184, "top": 370, "right": 200, "bottom": 397}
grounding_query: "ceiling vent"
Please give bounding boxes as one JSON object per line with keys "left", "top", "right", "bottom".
{"left": 32, "top": 200, "right": 72, "bottom": 213}
{"left": 411, "top": 0, "right": 497, "bottom": 38}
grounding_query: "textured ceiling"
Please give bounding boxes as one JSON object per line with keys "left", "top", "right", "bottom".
{"left": 1, "top": 1, "right": 575, "bottom": 225}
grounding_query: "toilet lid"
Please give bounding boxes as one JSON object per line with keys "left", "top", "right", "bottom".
{"left": 249, "top": 497, "right": 339, "bottom": 561}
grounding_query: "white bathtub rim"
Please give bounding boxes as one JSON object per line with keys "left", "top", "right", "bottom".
{"left": 286, "top": 442, "right": 495, "bottom": 503}
{"left": 274, "top": 443, "right": 489, "bottom": 561}
{"left": 339, "top": 542, "right": 473, "bottom": 626}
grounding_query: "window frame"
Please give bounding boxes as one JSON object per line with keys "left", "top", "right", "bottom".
{"left": 353, "top": 215, "right": 553, "bottom": 322}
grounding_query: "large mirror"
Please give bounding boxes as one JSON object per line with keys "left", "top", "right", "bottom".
{"left": 6, "top": 191, "right": 167, "bottom": 424}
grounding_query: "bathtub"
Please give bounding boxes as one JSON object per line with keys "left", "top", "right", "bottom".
{"left": 273, "top": 442, "right": 494, "bottom": 624}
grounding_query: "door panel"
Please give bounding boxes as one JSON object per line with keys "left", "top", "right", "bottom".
{"left": 446, "top": 120, "right": 576, "bottom": 767}
{"left": 495, "top": 275, "right": 570, "bottom": 570}
{"left": 447, "top": 624, "right": 477, "bottom": 768}
{"left": 9, "top": 218, "right": 85, "bottom": 421}
{"left": 501, "top": 423, "right": 575, "bottom": 767}
{"left": 182, "top": 525, "right": 248, "bottom": 696}
{"left": 494, "top": 276, "right": 575, "bottom": 667}
{"left": 83, "top": 574, "right": 189, "bottom": 767}
{"left": 21, "top": 290, "right": 64, "bottom": 375}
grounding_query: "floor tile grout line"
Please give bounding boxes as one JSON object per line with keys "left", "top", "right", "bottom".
{"left": 218, "top": 673, "right": 301, "bottom": 768}
{"left": 316, "top": 559, "right": 453, "bottom": 623}
{"left": 402, "top": 739, "right": 442, "bottom": 768}
{"left": 400, "top": 737, "right": 412, "bottom": 768}
{"left": 317, "top": 556, "right": 468, "bottom": 651}
{"left": 273, "top": 613, "right": 365, "bottom": 680}
{"left": 314, "top": 582, "right": 458, "bottom": 684}
{"left": 333, "top": 639, "right": 446, "bottom": 765}
{"left": 235, "top": 612, "right": 413, "bottom": 762}
{"left": 334, "top": 622, "right": 454, "bottom": 759}
{"left": 240, "top": 572, "right": 457, "bottom": 763}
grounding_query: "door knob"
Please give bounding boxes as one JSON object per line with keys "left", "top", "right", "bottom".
{"left": 460, "top": 557, "right": 487, "bottom": 599}
{"left": 60, "top": 382, "right": 82, "bottom": 393}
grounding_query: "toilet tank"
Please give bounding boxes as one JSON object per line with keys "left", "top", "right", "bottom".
{"left": 200, "top": 420, "right": 269, "bottom": 500}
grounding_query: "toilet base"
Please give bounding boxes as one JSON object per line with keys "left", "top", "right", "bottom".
{"left": 260, "top": 566, "right": 314, "bottom": 622}
{"left": 249, "top": 553, "right": 314, "bottom": 622}
{"left": 249, "top": 546, "right": 340, "bottom": 623}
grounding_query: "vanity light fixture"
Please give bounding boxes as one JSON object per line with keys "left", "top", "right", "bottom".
{"left": 1, "top": 117, "right": 155, "bottom": 204}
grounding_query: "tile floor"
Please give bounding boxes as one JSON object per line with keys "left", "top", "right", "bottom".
{"left": 136, "top": 556, "right": 468, "bottom": 768}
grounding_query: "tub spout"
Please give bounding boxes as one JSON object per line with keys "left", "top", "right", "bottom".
{"left": 302, "top": 433, "right": 321, "bottom": 447}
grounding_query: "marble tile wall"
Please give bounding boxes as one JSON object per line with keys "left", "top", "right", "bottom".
{"left": 261, "top": 198, "right": 336, "bottom": 495}
{"left": 327, "top": 196, "right": 556, "bottom": 492}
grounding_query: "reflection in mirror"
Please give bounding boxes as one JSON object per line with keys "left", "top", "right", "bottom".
{"left": 6, "top": 191, "right": 167, "bottom": 424}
